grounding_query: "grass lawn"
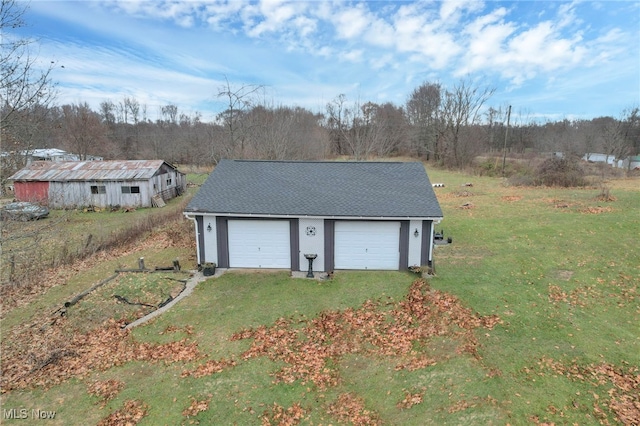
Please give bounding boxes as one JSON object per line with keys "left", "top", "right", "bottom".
{"left": 1, "top": 168, "right": 638, "bottom": 425}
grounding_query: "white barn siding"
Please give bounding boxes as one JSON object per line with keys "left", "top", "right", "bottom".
{"left": 48, "top": 180, "right": 154, "bottom": 208}
{"left": 149, "top": 169, "right": 186, "bottom": 201}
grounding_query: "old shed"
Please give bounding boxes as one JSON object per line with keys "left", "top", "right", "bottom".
{"left": 9, "top": 160, "right": 186, "bottom": 208}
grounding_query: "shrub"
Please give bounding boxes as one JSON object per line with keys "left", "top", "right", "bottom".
{"left": 507, "top": 173, "right": 535, "bottom": 187}
{"left": 533, "top": 157, "right": 587, "bottom": 187}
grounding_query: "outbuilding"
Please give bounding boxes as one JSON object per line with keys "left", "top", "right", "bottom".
{"left": 9, "top": 160, "right": 186, "bottom": 208}
{"left": 184, "top": 160, "right": 443, "bottom": 272}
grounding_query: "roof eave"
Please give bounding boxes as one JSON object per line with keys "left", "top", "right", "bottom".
{"left": 183, "top": 211, "right": 443, "bottom": 221}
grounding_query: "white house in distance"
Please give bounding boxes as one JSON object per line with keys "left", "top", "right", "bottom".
{"left": 183, "top": 160, "right": 444, "bottom": 273}
{"left": 9, "top": 160, "right": 186, "bottom": 208}
{"left": 582, "top": 153, "right": 640, "bottom": 170}
{"left": 619, "top": 155, "right": 640, "bottom": 170}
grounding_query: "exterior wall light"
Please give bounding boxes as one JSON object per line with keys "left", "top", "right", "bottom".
{"left": 207, "top": 223, "right": 212, "bottom": 232}
{"left": 414, "top": 228, "right": 419, "bottom": 238}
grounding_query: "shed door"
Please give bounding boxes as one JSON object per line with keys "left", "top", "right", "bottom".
{"left": 228, "top": 220, "right": 291, "bottom": 268}
{"left": 334, "top": 221, "right": 400, "bottom": 270}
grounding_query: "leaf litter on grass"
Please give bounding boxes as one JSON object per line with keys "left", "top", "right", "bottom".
{"left": 87, "top": 379, "right": 125, "bottom": 407}
{"left": 1, "top": 318, "right": 202, "bottom": 392}
{"left": 530, "top": 357, "right": 640, "bottom": 425}
{"left": 229, "top": 278, "right": 500, "bottom": 389}
{"left": 220, "top": 278, "right": 502, "bottom": 423}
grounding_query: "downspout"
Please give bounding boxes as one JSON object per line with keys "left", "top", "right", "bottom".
{"left": 184, "top": 213, "right": 202, "bottom": 265}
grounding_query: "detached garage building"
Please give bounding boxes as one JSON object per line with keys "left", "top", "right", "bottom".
{"left": 184, "top": 160, "right": 443, "bottom": 272}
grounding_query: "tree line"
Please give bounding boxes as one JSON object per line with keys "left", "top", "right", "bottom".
{"left": 1, "top": 0, "right": 639, "bottom": 186}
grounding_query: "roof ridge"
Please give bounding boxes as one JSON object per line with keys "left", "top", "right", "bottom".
{"left": 229, "top": 159, "right": 416, "bottom": 164}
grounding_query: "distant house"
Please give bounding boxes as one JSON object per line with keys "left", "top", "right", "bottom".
{"left": 4, "top": 148, "right": 103, "bottom": 163}
{"left": 582, "top": 153, "right": 615, "bottom": 165}
{"left": 27, "top": 148, "right": 80, "bottom": 162}
{"left": 184, "top": 160, "right": 443, "bottom": 272}
{"left": 8, "top": 160, "right": 186, "bottom": 208}
{"left": 619, "top": 155, "right": 640, "bottom": 170}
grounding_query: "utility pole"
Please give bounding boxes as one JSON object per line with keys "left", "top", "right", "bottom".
{"left": 502, "top": 105, "right": 511, "bottom": 176}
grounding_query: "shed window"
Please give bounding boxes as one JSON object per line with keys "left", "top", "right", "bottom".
{"left": 121, "top": 186, "right": 140, "bottom": 194}
{"left": 90, "top": 185, "right": 106, "bottom": 194}
{"left": 166, "top": 177, "right": 172, "bottom": 186}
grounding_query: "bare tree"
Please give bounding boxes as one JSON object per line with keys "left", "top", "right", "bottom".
{"left": 405, "top": 82, "right": 441, "bottom": 159}
{"left": 600, "top": 107, "right": 640, "bottom": 167}
{"left": 58, "top": 102, "right": 109, "bottom": 160}
{"left": 0, "top": 0, "right": 57, "bottom": 190}
{"left": 216, "top": 76, "right": 264, "bottom": 159}
{"left": 365, "top": 102, "right": 407, "bottom": 157}
{"left": 325, "top": 94, "right": 348, "bottom": 155}
{"left": 161, "top": 104, "right": 178, "bottom": 124}
{"left": 438, "top": 78, "right": 495, "bottom": 168}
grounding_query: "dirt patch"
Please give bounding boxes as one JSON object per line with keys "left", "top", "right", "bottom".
{"left": 501, "top": 195, "right": 523, "bottom": 202}
{"left": 556, "top": 270, "right": 574, "bottom": 281}
{"left": 579, "top": 206, "right": 613, "bottom": 214}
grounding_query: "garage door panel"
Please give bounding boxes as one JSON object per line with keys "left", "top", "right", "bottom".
{"left": 334, "top": 221, "right": 399, "bottom": 270}
{"left": 228, "top": 220, "right": 290, "bottom": 268}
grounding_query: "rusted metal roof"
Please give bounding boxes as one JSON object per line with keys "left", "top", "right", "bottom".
{"left": 8, "top": 160, "right": 176, "bottom": 182}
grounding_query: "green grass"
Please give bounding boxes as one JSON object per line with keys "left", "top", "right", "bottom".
{"left": 1, "top": 169, "right": 638, "bottom": 425}
{"left": 0, "top": 173, "right": 202, "bottom": 285}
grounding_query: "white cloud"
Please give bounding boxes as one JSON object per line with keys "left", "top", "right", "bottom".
{"left": 20, "top": 0, "right": 640, "bottom": 119}
{"left": 439, "top": 0, "right": 485, "bottom": 23}
{"left": 391, "top": 2, "right": 461, "bottom": 69}
{"left": 340, "top": 49, "right": 364, "bottom": 63}
{"left": 333, "top": 4, "right": 371, "bottom": 39}
{"left": 245, "top": 0, "right": 301, "bottom": 37}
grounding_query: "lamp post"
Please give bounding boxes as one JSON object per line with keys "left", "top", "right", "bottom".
{"left": 304, "top": 254, "right": 317, "bottom": 278}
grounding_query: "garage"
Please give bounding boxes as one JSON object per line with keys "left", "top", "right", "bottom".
{"left": 227, "top": 220, "right": 291, "bottom": 268}
{"left": 334, "top": 221, "right": 400, "bottom": 270}
{"left": 186, "top": 160, "right": 443, "bottom": 271}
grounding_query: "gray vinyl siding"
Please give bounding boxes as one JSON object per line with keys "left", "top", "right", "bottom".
{"left": 324, "top": 219, "right": 335, "bottom": 272}
{"left": 421, "top": 220, "right": 433, "bottom": 267}
{"left": 289, "top": 219, "right": 300, "bottom": 271}
{"left": 399, "top": 221, "right": 409, "bottom": 270}
{"left": 216, "top": 217, "right": 229, "bottom": 268}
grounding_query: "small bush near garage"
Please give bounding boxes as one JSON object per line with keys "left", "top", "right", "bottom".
{"left": 533, "top": 156, "right": 586, "bottom": 187}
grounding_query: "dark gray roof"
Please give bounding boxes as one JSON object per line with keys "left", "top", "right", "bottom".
{"left": 185, "top": 160, "right": 443, "bottom": 218}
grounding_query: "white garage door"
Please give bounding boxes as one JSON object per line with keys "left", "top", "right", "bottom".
{"left": 334, "top": 221, "right": 400, "bottom": 270}
{"left": 228, "top": 220, "right": 291, "bottom": 268}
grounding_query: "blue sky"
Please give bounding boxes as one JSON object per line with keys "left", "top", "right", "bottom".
{"left": 11, "top": 0, "right": 640, "bottom": 122}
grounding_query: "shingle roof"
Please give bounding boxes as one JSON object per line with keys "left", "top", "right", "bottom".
{"left": 9, "top": 160, "right": 172, "bottom": 181}
{"left": 185, "top": 160, "right": 443, "bottom": 218}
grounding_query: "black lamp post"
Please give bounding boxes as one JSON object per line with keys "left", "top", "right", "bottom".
{"left": 304, "top": 253, "right": 317, "bottom": 278}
